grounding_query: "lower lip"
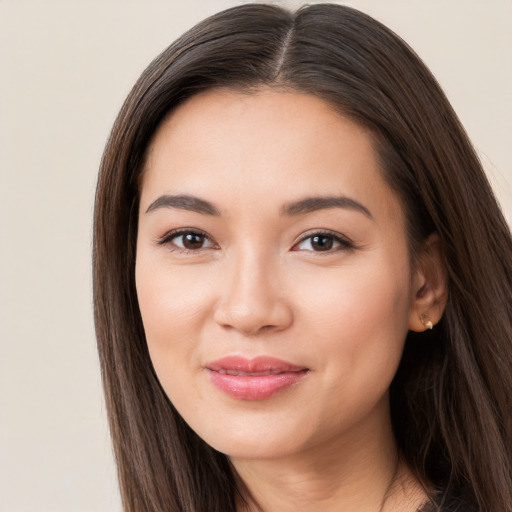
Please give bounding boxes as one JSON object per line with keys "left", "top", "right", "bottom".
{"left": 207, "top": 370, "right": 308, "bottom": 400}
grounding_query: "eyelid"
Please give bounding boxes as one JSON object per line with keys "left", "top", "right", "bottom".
{"left": 292, "top": 229, "right": 355, "bottom": 252}
{"left": 154, "top": 228, "right": 354, "bottom": 253}
{"left": 156, "top": 228, "right": 218, "bottom": 251}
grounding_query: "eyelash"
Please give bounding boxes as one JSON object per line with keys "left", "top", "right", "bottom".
{"left": 156, "top": 229, "right": 217, "bottom": 254}
{"left": 156, "top": 229, "right": 355, "bottom": 254}
{"left": 292, "top": 229, "right": 355, "bottom": 253}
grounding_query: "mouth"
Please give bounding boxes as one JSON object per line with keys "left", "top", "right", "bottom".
{"left": 215, "top": 369, "right": 295, "bottom": 376}
{"left": 205, "top": 356, "right": 309, "bottom": 401}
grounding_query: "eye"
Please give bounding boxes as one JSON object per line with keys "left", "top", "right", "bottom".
{"left": 157, "top": 229, "right": 217, "bottom": 251}
{"left": 293, "top": 231, "right": 353, "bottom": 252}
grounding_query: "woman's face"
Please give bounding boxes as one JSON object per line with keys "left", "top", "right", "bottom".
{"left": 136, "top": 89, "right": 420, "bottom": 460}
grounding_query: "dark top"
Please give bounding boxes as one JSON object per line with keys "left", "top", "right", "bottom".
{"left": 419, "top": 491, "right": 477, "bottom": 512}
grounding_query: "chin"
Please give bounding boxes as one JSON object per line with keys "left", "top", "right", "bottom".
{"left": 188, "top": 411, "right": 310, "bottom": 461}
{"left": 208, "top": 433, "right": 301, "bottom": 461}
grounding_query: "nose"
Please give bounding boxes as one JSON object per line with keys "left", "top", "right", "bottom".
{"left": 213, "top": 250, "right": 293, "bottom": 337}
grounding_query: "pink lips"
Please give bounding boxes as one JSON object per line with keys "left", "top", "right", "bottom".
{"left": 206, "top": 356, "right": 308, "bottom": 400}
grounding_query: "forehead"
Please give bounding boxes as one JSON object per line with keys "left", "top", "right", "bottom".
{"left": 140, "top": 88, "right": 401, "bottom": 224}
{"left": 144, "top": 89, "right": 373, "bottom": 170}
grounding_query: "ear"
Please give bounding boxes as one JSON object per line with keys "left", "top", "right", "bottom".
{"left": 408, "top": 233, "right": 448, "bottom": 332}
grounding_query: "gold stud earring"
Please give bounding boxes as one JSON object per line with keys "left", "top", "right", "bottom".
{"left": 420, "top": 315, "right": 434, "bottom": 331}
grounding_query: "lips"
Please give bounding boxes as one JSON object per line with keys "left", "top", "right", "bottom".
{"left": 206, "top": 356, "right": 309, "bottom": 400}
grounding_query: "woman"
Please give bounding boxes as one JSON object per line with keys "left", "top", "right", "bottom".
{"left": 93, "top": 4, "right": 512, "bottom": 511}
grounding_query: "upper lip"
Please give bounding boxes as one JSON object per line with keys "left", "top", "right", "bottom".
{"left": 206, "top": 356, "right": 308, "bottom": 375}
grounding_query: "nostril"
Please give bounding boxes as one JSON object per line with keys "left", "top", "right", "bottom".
{"left": 213, "top": 299, "right": 293, "bottom": 336}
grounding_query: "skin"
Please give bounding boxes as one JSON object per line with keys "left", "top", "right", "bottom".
{"left": 136, "top": 89, "right": 447, "bottom": 511}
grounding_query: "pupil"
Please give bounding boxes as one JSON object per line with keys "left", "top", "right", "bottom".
{"left": 312, "top": 235, "right": 333, "bottom": 251}
{"left": 183, "top": 233, "right": 204, "bottom": 249}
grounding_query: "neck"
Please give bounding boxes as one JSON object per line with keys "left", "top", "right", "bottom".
{"left": 231, "top": 400, "right": 427, "bottom": 512}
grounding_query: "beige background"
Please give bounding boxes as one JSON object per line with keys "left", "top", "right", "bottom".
{"left": 0, "top": 1, "right": 510, "bottom": 511}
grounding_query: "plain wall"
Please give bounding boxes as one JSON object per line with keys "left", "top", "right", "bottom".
{"left": 0, "top": 1, "right": 510, "bottom": 511}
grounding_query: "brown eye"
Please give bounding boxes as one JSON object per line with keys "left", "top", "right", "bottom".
{"left": 181, "top": 232, "right": 207, "bottom": 249}
{"left": 310, "top": 235, "right": 334, "bottom": 251}
{"left": 294, "top": 231, "right": 353, "bottom": 252}
{"left": 159, "top": 230, "right": 216, "bottom": 251}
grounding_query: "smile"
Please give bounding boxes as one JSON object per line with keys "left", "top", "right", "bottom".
{"left": 206, "top": 356, "right": 309, "bottom": 400}
{"left": 216, "top": 369, "right": 288, "bottom": 376}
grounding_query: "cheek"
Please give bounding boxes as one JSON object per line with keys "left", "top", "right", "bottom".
{"left": 298, "top": 257, "right": 411, "bottom": 329}
{"left": 295, "top": 259, "right": 412, "bottom": 388}
{"left": 135, "top": 256, "right": 212, "bottom": 385}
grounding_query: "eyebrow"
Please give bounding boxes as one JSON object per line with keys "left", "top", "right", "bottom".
{"left": 145, "top": 194, "right": 221, "bottom": 215}
{"left": 281, "top": 196, "right": 373, "bottom": 219}
{"left": 145, "top": 193, "right": 372, "bottom": 219}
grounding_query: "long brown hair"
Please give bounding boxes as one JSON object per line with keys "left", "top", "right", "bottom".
{"left": 93, "top": 4, "right": 512, "bottom": 511}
